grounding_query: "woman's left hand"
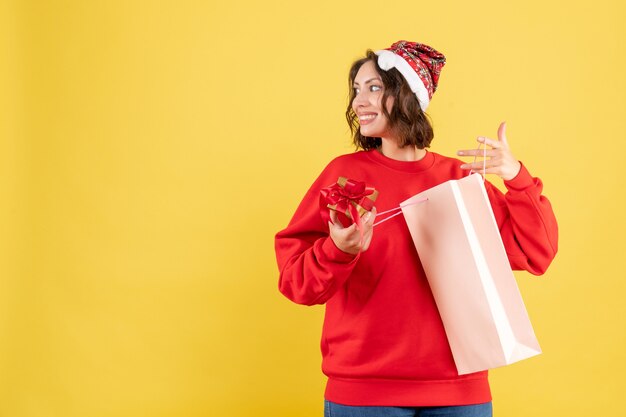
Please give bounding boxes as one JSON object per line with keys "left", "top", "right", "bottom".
{"left": 457, "top": 122, "right": 521, "bottom": 181}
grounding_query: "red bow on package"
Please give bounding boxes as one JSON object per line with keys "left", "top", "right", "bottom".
{"left": 320, "top": 177, "right": 379, "bottom": 229}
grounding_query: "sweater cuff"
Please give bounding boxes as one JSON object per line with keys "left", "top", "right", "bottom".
{"left": 321, "top": 236, "right": 359, "bottom": 264}
{"left": 504, "top": 162, "right": 534, "bottom": 191}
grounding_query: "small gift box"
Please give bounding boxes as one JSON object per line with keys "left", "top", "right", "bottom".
{"left": 320, "top": 177, "right": 378, "bottom": 227}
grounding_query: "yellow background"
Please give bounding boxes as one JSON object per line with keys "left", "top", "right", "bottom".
{"left": 1, "top": 0, "right": 625, "bottom": 416}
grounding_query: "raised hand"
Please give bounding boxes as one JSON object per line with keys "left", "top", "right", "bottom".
{"left": 457, "top": 122, "right": 522, "bottom": 181}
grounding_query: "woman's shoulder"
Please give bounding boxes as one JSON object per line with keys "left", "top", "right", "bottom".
{"left": 321, "top": 150, "right": 372, "bottom": 171}
{"left": 328, "top": 149, "right": 370, "bottom": 164}
{"left": 306, "top": 150, "right": 378, "bottom": 187}
{"left": 429, "top": 150, "right": 467, "bottom": 177}
{"left": 305, "top": 151, "right": 371, "bottom": 187}
{"left": 431, "top": 152, "right": 463, "bottom": 165}
{"left": 430, "top": 150, "right": 463, "bottom": 164}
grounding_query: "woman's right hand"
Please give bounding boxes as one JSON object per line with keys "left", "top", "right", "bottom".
{"left": 328, "top": 207, "right": 377, "bottom": 255}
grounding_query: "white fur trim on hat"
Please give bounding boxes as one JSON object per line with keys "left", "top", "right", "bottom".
{"left": 375, "top": 49, "right": 430, "bottom": 111}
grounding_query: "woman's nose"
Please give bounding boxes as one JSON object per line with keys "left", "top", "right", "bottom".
{"left": 353, "top": 91, "right": 368, "bottom": 107}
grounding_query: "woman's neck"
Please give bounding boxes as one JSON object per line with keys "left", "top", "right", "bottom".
{"left": 379, "top": 138, "right": 426, "bottom": 162}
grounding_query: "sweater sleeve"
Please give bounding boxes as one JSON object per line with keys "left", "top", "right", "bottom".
{"left": 485, "top": 163, "right": 558, "bottom": 275}
{"left": 275, "top": 167, "right": 360, "bottom": 306}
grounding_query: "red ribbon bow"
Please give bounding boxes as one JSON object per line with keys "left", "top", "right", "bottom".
{"left": 320, "top": 177, "right": 378, "bottom": 229}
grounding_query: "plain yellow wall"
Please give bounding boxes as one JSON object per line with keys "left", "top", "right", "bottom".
{"left": 2, "top": 0, "right": 625, "bottom": 416}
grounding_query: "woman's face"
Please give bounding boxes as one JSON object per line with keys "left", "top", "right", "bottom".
{"left": 352, "top": 60, "right": 395, "bottom": 140}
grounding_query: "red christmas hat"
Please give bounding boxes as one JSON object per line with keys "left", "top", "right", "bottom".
{"left": 376, "top": 40, "right": 446, "bottom": 111}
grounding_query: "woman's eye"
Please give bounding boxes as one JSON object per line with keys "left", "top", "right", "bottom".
{"left": 353, "top": 88, "right": 361, "bottom": 94}
{"left": 370, "top": 85, "right": 382, "bottom": 92}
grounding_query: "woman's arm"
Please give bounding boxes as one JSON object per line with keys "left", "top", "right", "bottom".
{"left": 458, "top": 122, "right": 558, "bottom": 274}
{"left": 485, "top": 165, "right": 558, "bottom": 274}
{"left": 275, "top": 166, "right": 365, "bottom": 305}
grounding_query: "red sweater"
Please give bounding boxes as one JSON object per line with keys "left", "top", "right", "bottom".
{"left": 275, "top": 149, "right": 558, "bottom": 406}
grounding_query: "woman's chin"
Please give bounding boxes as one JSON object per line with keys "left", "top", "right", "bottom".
{"left": 360, "top": 129, "right": 380, "bottom": 138}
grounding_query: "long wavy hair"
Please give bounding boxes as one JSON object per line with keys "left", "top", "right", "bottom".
{"left": 346, "top": 50, "right": 434, "bottom": 151}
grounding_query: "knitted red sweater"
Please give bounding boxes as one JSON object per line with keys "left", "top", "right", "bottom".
{"left": 275, "top": 150, "right": 558, "bottom": 406}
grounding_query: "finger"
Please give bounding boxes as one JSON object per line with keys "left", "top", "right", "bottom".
{"left": 359, "top": 223, "right": 373, "bottom": 250}
{"left": 368, "top": 207, "right": 377, "bottom": 224}
{"left": 477, "top": 136, "right": 502, "bottom": 149}
{"left": 360, "top": 218, "right": 374, "bottom": 237}
{"left": 361, "top": 207, "right": 377, "bottom": 225}
{"left": 361, "top": 232, "right": 374, "bottom": 252}
{"left": 457, "top": 149, "right": 499, "bottom": 157}
{"left": 355, "top": 227, "right": 371, "bottom": 249}
{"left": 477, "top": 163, "right": 519, "bottom": 177}
{"left": 480, "top": 166, "right": 507, "bottom": 176}
{"left": 358, "top": 223, "right": 371, "bottom": 241}
{"left": 354, "top": 209, "right": 375, "bottom": 235}
{"left": 497, "top": 121, "right": 509, "bottom": 148}
{"left": 329, "top": 209, "right": 345, "bottom": 228}
{"left": 460, "top": 159, "right": 502, "bottom": 171}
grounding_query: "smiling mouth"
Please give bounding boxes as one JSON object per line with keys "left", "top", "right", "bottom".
{"left": 358, "top": 114, "right": 377, "bottom": 124}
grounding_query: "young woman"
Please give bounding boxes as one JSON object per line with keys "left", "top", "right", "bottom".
{"left": 275, "top": 40, "right": 558, "bottom": 417}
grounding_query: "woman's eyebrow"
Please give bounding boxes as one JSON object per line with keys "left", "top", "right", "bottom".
{"left": 353, "top": 77, "right": 382, "bottom": 86}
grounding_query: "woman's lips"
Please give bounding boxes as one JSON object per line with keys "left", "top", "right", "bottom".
{"left": 358, "top": 113, "right": 377, "bottom": 125}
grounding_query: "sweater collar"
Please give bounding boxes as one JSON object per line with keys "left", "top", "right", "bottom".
{"left": 365, "top": 148, "right": 435, "bottom": 172}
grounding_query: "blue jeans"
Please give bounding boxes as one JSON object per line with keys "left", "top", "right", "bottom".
{"left": 324, "top": 400, "right": 493, "bottom": 417}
